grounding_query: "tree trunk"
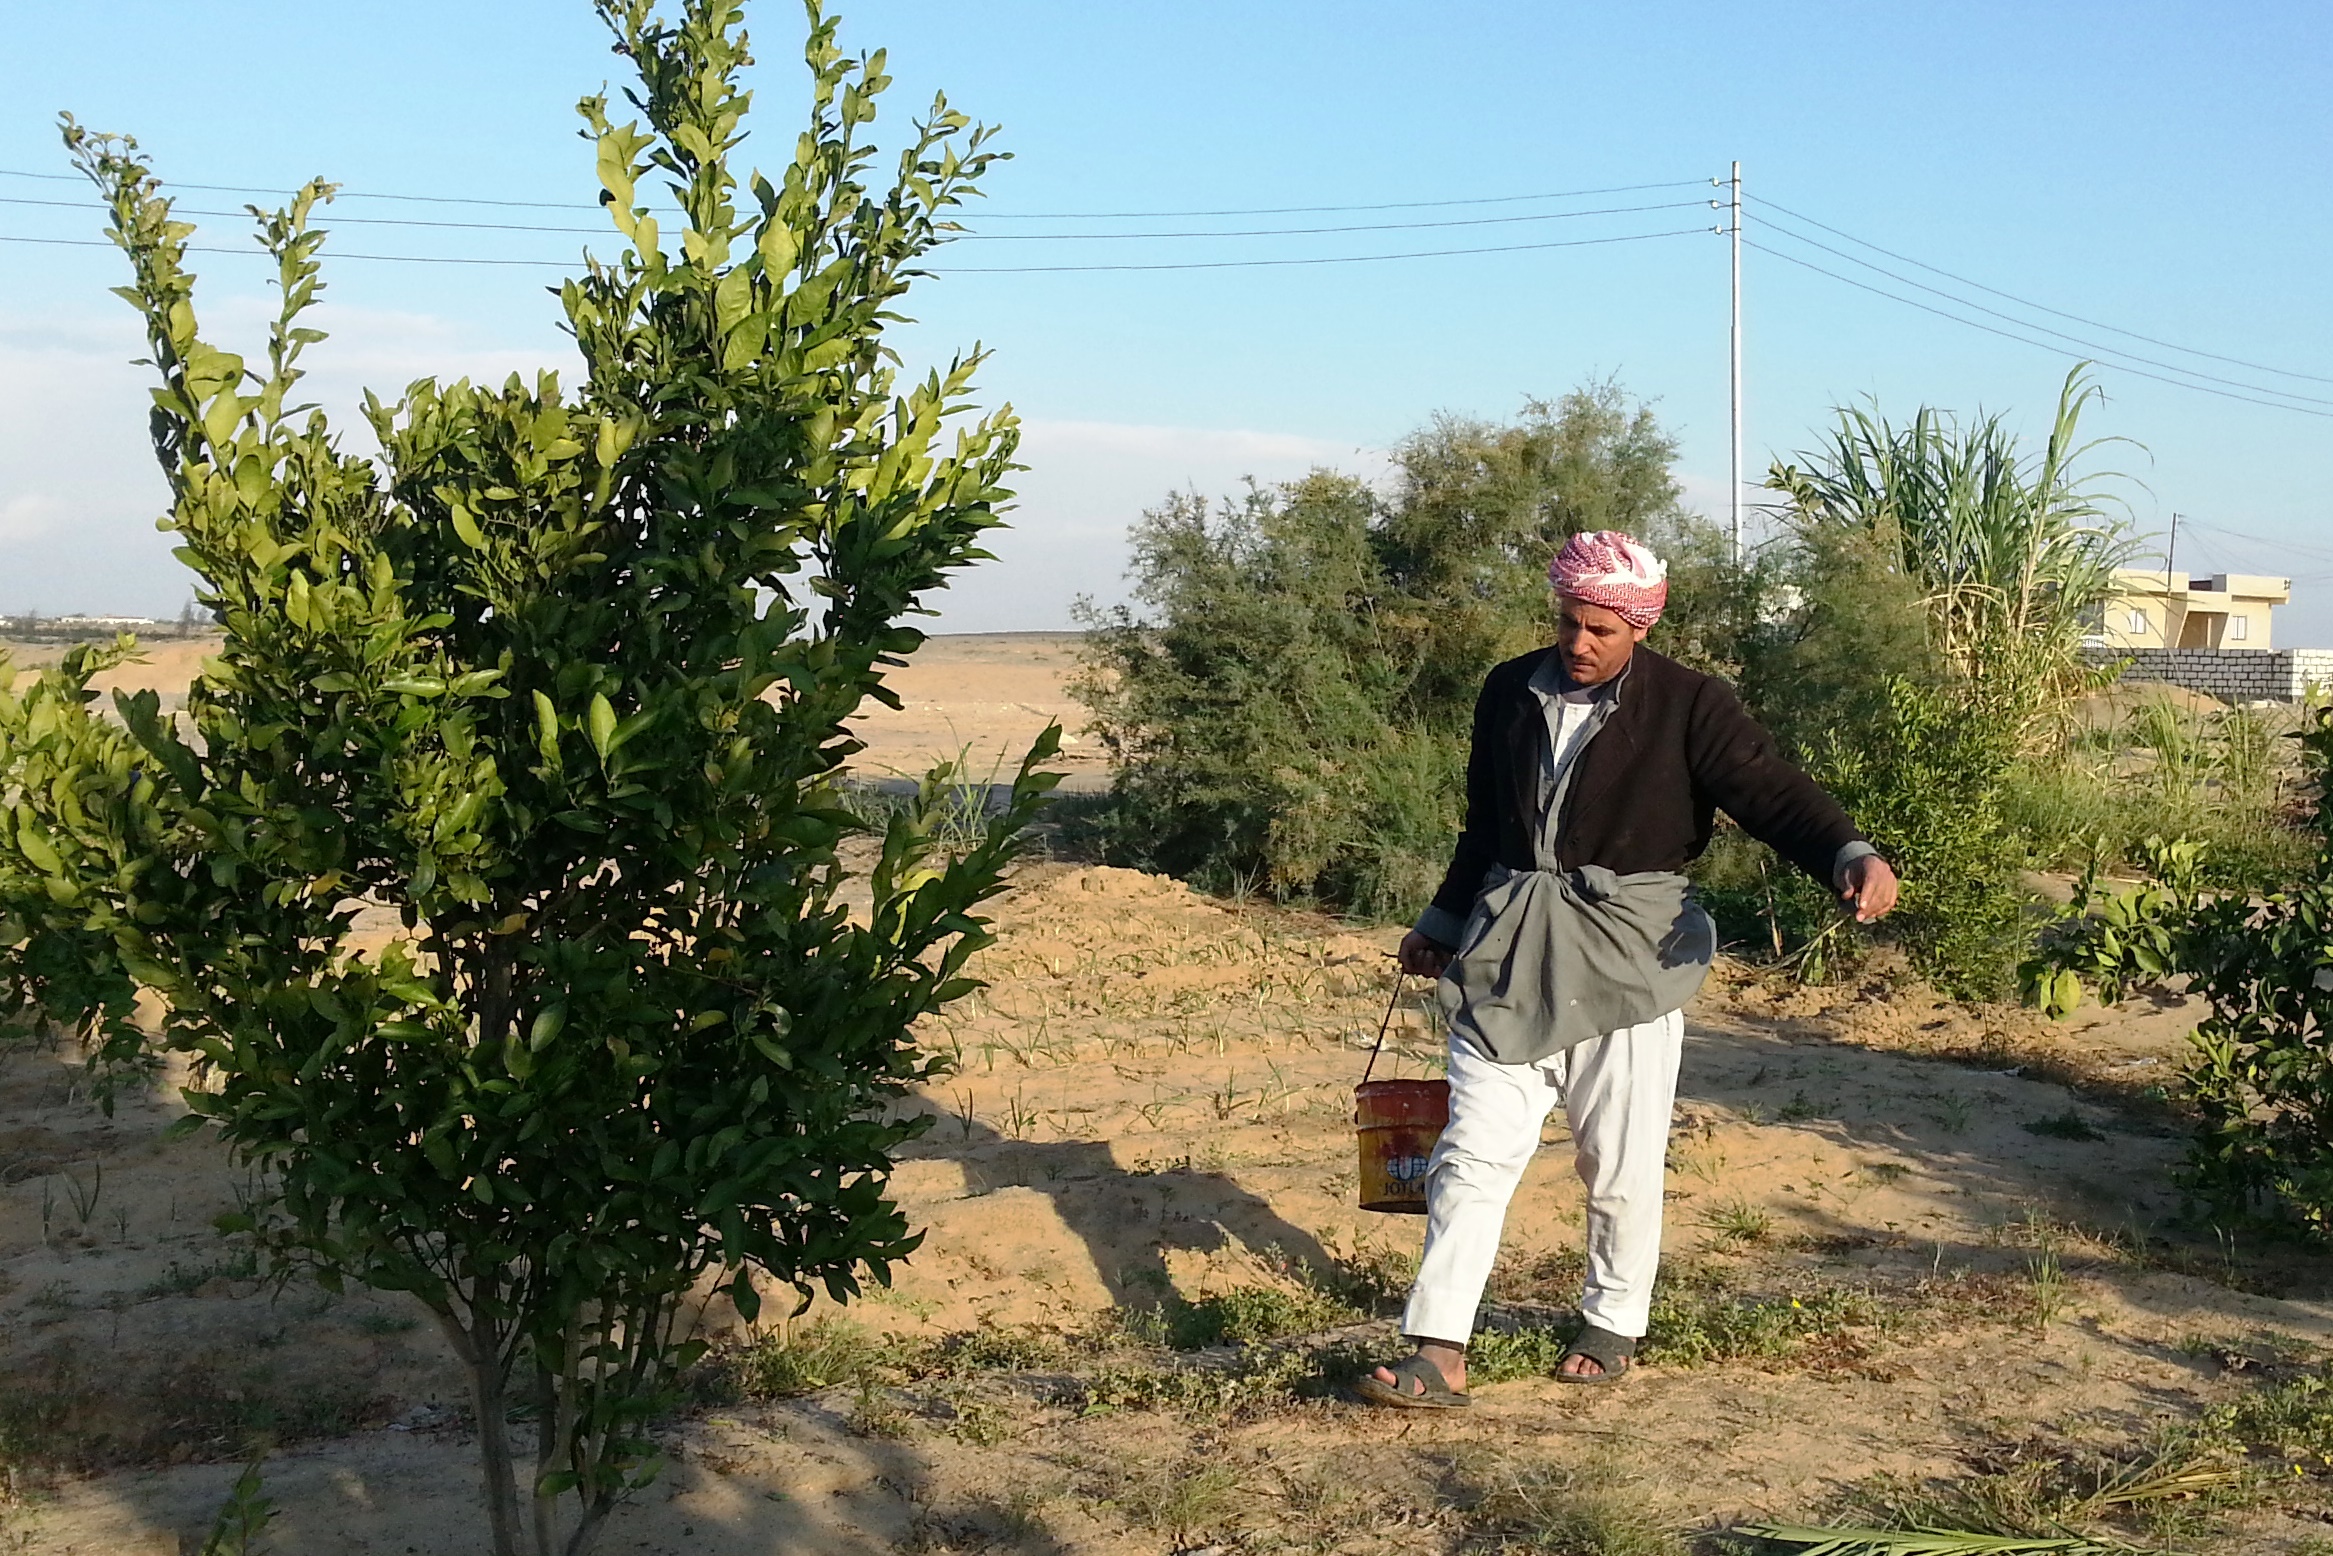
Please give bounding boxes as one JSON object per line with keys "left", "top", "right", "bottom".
{"left": 438, "top": 1311, "right": 524, "bottom": 1556}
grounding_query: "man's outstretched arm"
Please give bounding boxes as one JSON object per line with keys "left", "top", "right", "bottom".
{"left": 1687, "top": 677, "right": 1899, "bottom": 923}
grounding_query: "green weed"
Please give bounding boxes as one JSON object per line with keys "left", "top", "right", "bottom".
{"left": 2023, "top": 1107, "right": 2105, "bottom": 1142}
{"left": 714, "top": 1319, "right": 902, "bottom": 1400}
{"left": 1106, "top": 1456, "right": 1242, "bottom": 1542}
{"left": 1699, "top": 1198, "right": 1777, "bottom": 1244}
{"left": 1641, "top": 1278, "right": 1898, "bottom": 1370}
{"left": 1164, "top": 1280, "right": 1357, "bottom": 1349}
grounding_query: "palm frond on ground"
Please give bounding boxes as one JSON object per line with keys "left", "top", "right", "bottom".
{"left": 1734, "top": 1525, "right": 2143, "bottom": 1556}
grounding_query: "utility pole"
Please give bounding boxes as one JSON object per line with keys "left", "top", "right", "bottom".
{"left": 1729, "top": 160, "right": 1743, "bottom": 569}
{"left": 2166, "top": 511, "right": 2179, "bottom": 584}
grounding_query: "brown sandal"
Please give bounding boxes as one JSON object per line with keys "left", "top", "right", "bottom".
{"left": 1353, "top": 1352, "right": 1471, "bottom": 1410}
{"left": 1553, "top": 1324, "right": 1636, "bottom": 1384}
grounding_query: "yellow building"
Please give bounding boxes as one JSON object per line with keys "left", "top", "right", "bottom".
{"left": 2091, "top": 569, "right": 2290, "bottom": 651}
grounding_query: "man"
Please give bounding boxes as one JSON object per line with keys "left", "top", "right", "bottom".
{"left": 1356, "top": 530, "right": 1898, "bottom": 1407}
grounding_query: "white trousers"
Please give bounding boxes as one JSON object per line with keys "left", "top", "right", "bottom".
{"left": 1401, "top": 1008, "right": 1684, "bottom": 1344}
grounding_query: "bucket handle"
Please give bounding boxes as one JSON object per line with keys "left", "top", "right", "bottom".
{"left": 1362, "top": 963, "right": 1409, "bottom": 1087}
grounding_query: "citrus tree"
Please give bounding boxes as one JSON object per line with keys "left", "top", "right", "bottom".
{"left": 7, "top": 2, "right": 1049, "bottom": 1551}
{"left": 2027, "top": 708, "right": 2333, "bottom": 1233}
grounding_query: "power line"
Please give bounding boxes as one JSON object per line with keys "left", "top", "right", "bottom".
{"left": 2182, "top": 517, "right": 2333, "bottom": 567}
{"left": 2, "top": 223, "right": 1715, "bottom": 274}
{"left": 940, "top": 179, "right": 1712, "bottom": 219}
{"left": 0, "top": 165, "right": 597, "bottom": 211}
{"left": 950, "top": 199, "right": 1710, "bottom": 240}
{"left": 1743, "top": 237, "right": 2333, "bottom": 421}
{"left": 0, "top": 164, "right": 1708, "bottom": 221}
{"left": 0, "top": 190, "right": 1711, "bottom": 242}
{"left": 0, "top": 233, "right": 576, "bottom": 268}
{"left": 1746, "top": 192, "right": 2333, "bottom": 388}
{"left": 1, "top": 192, "right": 608, "bottom": 236}
{"left": 931, "top": 225, "right": 1714, "bottom": 274}
{"left": 1748, "top": 206, "right": 2333, "bottom": 409}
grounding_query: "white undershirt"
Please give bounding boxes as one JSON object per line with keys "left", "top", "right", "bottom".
{"left": 1545, "top": 686, "right": 1601, "bottom": 797}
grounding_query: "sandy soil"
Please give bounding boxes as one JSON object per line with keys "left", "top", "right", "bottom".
{"left": 843, "top": 633, "right": 1106, "bottom": 793}
{"left": 6, "top": 637, "right": 2332, "bottom": 1553}
{"left": 8, "top": 630, "right": 1104, "bottom": 791}
{"left": 6, "top": 857, "right": 2332, "bottom": 1554}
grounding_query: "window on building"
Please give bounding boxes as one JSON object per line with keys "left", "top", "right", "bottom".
{"left": 2230, "top": 615, "right": 2249, "bottom": 641}
{"left": 2126, "top": 610, "right": 2148, "bottom": 634}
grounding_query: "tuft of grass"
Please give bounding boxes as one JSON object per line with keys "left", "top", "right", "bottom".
{"left": 1164, "top": 1279, "right": 1357, "bottom": 1350}
{"left": 1460, "top": 1452, "right": 1689, "bottom": 1556}
{"left": 137, "top": 1247, "right": 261, "bottom": 1302}
{"left": 1105, "top": 1456, "right": 1242, "bottom": 1542}
{"left": 713, "top": 1318, "right": 904, "bottom": 1401}
{"left": 2203, "top": 1367, "right": 2333, "bottom": 1468}
{"left": 1467, "top": 1327, "right": 1574, "bottom": 1385}
{"left": 1317, "top": 1233, "right": 1418, "bottom": 1313}
{"left": 1082, "top": 1346, "right": 1317, "bottom": 1420}
{"left": 1642, "top": 1275, "right": 1899, "bottom": 1370}
{"left": 1699, "top": 1198, "right": 1777, "bottom": 1244}
{"left": 2023, "top": 1108, "right": 2106, "bottom": 1142}
{"left": 845, "top": 1376, "right": 913, "bottom": 1440}
{"left": 0, "top": 1346, "right": 383, "bottom": 1477}
{"left": 352, "top": 1309, "right": 419, "bottom": 1337}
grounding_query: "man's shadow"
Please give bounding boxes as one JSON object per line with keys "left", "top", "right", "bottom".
{"left": 900, "top": 1115, "right": 1338, "bottom": 1311}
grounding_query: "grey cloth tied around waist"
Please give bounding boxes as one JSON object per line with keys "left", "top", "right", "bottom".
{"left": 1435, "top": 655, "right": 1715, "bottom": 1064}
{"left": 1437, "top": 862, "right": 1714, "bottom": 1063}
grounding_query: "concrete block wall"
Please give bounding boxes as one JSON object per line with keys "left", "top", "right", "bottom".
{"left": 2089, "top": 646, "right": 2333, "bottom": 703}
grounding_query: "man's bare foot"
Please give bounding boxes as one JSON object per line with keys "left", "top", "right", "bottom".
{"left": 1369, "top": 1338, "right": 1466, "bottom": 1397}
{"left": 1556, "top": 1351, "right": 1606, "bottom": 1378}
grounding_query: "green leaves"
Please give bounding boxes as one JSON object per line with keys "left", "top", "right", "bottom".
{"left": 41, "top": 5, "right": 1035, "bottom": 1553}
{"left": 587, "top": 693, "right": 617, "bottom": 761}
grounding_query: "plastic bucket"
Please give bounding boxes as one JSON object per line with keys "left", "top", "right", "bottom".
{"left": 1354, "top": 1077, "right": 1450, "bottom": 1214}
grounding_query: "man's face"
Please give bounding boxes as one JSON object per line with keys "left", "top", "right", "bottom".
{"left": 1554, "top": 595, "right": 1649, "bottom": 686}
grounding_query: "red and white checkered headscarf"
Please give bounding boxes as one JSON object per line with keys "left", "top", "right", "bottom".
{"left": 1548, "top": 530, "right": 1668, "bottom": 629}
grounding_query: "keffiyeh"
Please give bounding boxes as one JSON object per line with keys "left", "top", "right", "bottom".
{"left": 1547, "top": 530, "right": 1668, "bottom": 629}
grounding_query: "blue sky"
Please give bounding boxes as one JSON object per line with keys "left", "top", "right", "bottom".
{"left": 3, "top": 1, "right": 2328, "bottom": 639}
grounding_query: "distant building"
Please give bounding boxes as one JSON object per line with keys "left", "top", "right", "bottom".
{"left": 2089, "top": 568, "right": 2289, "bottom": 651}
{"left": 2085, "top": 569, "right": 2330, "bottom": 702}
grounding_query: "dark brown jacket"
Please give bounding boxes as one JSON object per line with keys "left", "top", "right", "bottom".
{"left": 1423, "top": 644, "right": 1865, "bottom": 934}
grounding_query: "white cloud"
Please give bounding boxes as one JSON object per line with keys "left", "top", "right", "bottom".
{"left": 0, "top": 305, "right": 1385, "bottom": 634}
{"left": 0, "top": 299, "right": 574, "bottom": 616}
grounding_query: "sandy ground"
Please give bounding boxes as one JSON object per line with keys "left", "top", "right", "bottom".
{"left": 842, "top": 633, "right": 1107, "bottom": 793}
{"left": 8, "top": 630, "right": 1105, "bottom": 792}
{"left": 7, "top": 859, "right": 2333, "bottom": 1553}
{"left": 5, "top": 635, "right": 2333, "bottom": 1552}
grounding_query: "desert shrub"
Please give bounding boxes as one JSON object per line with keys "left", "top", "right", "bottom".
{"left": 2004, "top": 695, "right": 2319, "bottom": 892}
{"left": 2029, "top": 708, "right": 2333, "bottom": 1234}
{"left": 1766, "top": 366, "right": 2139, "bottom": 752}
{"left": 1700, "top": 375, "right": 2138, "bottom": 994}
{"left": 12, "top": 6, "right": 1044, "bottom": 1553}
{"left": 1699, "top": 673, "right": 2027, "bottom": 997}
{"left": 1164, "top": 1279, "right": 1358, "bottom": 1349}
{"left": 1799, "top": 677, "right": 2028, "bottom": 997}
{"left": 1077, "top": 385, "right": 1715, "bottom": 918}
